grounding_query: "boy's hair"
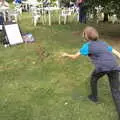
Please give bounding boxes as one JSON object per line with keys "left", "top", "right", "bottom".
{"left": 83, "top": 26, "right": 99, "bottom": 41}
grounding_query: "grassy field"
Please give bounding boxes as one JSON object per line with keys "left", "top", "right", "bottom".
{"left": 0, "top": 13, "right": 120, "bottom": 120}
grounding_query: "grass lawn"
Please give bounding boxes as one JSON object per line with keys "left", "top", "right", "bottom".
{"left": 0, "top": 12, "right": 120, "bottom": 120}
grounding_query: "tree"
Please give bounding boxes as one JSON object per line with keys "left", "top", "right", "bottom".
{"left": 86, "top": 0, "right": 120, "bottom": 19}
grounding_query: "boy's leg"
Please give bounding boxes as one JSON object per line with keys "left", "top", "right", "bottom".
{"left": 88, "top": 70, "right": 106, "bottom": 102}
{"left": 107, "top": 71, "right": 120, "bottom": 119}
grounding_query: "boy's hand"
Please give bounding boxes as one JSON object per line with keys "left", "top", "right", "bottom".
{"left": 61, "top": 52, "right": 69, "bottom": 57}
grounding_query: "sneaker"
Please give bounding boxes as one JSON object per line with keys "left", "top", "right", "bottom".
{"left": 88, "top": 95, "right": 98, "bottom": 103}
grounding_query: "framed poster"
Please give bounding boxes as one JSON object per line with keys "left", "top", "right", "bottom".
{"left": 4, "top": 24, "right": 23, "bottom": 45}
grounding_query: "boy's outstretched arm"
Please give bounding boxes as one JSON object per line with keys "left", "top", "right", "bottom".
{"left": 112, "top": 49, "right": 120, "bottom": 59}
{"left": 62, "top": 52, "right": 80, "bottom": 60}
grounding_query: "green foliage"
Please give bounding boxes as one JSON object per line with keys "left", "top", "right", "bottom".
{"left": 59, "top": 0, "right": 120, "bottom": 15}
{"left": 7, "top": 0, "right": 13, "bottom": 3}
{"left": 86, "top": 0, "right": 120, "bottom": 15}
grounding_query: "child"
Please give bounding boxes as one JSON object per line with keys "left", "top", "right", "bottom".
{"left": 62, "top": 26, "right": 120, "bottom": 119}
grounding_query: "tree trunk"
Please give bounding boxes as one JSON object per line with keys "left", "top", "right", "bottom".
{"left": 104, "top": 13, "right": 108, "bottom": 22}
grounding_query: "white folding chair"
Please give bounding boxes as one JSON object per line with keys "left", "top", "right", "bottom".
{"left": 15, "top": 4, "right": 22, "bottom": 15}
{"left": 31, "top": 7, "right": 41, "bottom": 26}
{"left": 7, "top": 10, "right": 19, "bottom": 22}
{"left": 108, "top": 14, "right": 119, "bottom": 24}
{"left": 0, "top": 25, "right": 2, "bottom": 32}
{"left": 96, "top": 12, "right": 104, "bottom": 24}
{"left": 59, "top": 8, "right": 72, "bottom": 24}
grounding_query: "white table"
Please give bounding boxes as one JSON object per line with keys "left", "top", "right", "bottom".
{"left": 44, "top": 7, "right": 60, "bottom": 26}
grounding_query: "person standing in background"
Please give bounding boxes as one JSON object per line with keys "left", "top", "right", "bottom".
{"left": 76, "top": 0, "right": 86, "bottom": 23}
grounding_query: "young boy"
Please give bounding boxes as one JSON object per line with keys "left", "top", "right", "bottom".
{"left": 62, "top": 26, "right": 120, "bottom": 119}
